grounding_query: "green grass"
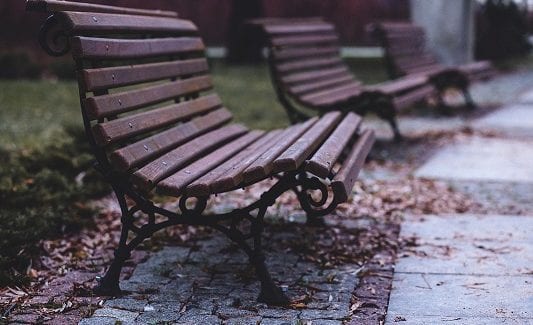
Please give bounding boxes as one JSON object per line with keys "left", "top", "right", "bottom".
{"left": 210, "top": 61, "right": 290, "bottom": 130}
{"left": 0, "top": 80, "right": 81, "bottom": 150}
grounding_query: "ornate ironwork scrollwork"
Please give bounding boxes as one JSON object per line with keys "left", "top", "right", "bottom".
{"left": 179, "top": 194, "right": 208, "bottom": 215}
{"left": 38, "top": 14, "right": 71, "bottom": 56}
{"left": 295, "top": 173, "right": 340, "bottom": 218}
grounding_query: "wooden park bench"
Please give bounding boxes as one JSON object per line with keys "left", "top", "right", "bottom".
{"left": 369, "top": 21, "right": 497, "bottom": 109}
{"left": 254, "top": 18, "right": 437, "bottom": 141}
{"left": 26, "top": 0, "right": 375, "bottom": 305}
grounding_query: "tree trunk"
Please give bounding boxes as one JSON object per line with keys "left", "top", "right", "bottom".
{"left": 226, "top": 0, "right": 263, "bottom": 64}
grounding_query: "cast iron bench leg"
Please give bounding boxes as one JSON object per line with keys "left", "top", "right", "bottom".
{"left": 462, "top": 87, "right": 476, "bottom": 110}
{"left": 214, "top": 204, "right": 290, "bottom": 306}
{"left": 93, "top": 189, "right": 137, "bottom": 296}
{"left": 376, "top": 101, "right": 403, "bottom": 142}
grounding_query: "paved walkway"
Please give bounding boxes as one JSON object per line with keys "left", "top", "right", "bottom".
{"left": 78, "top": 220, "right": 369, "bottom": 325}
{"left": 386, "top": 89, "right": 533, "bottom": 324}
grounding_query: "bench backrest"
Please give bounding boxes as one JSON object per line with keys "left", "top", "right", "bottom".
{"left": 370, "top": 22, "right": 442, "bottom": 78}
{"left": 261, "top": 19, "right": 361, "bottom": 109}
{"left": 28, "top": 1, "right": 235, "bottom": 177}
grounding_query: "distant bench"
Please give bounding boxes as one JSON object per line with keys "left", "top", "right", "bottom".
{"left": 253, "top": 18, "right": 437, "bottom": 140}
{"left": 26, "top": 0, "right": 375, "bottom": 305}
{"left": 369, "top": 21, "right": 496, "bottom": 109}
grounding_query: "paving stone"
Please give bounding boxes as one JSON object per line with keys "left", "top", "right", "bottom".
{"left": 385, "top": 315, "right": 531, "bottom": 324}
{"left": 472, "top": 104, "right": 533, "bottom": 137}
{"left": 119, "top": 280, "right": 161, "bottom": 293}
{"left": 176, "top": 313, "right": 221, "bottom": 324}
{"left": 259, "top": 318, "right": 299, "bottom": 325}
{"left": 471, "top": 70, "right": 533, "bottom": 106}
{"left": 414, "top": 136, "right": 533, "bottom": 183}
{"left": 216, "top": 306, "right": 258, "bottom": 318}
{"left": 78, "top": 316, "right": 118, "bottom": 325}
{"left": 401, "top": 214, "right": 531, "bottom": 244}
{"left": 299, "top": 308, "right": 350, "bottom": 321}
{"left": 519, "top": 89, "right": 533, "bottom": 103}
{"left": 362, "top": 116, "right": 466, "bottom": 140}
{"left": 449, "top": 181, "right": 533, "bottom": 215}
{"left": 257, "top": 308, "right": 301, "bottom": 319}
{"left": 397, "top": 214, "right": 533, "bottom": 275}
{"left": 386, "top": 273, "right": 532, "bottom": 320}
{"left": 225, "top": 315, "right": 263, "bottom": 325}
{"left": 103, "top": 297, "right": 149, "bottom": 312}
{"left": 302, "top": 320, "right": 343, "bottom": 325}
{"left": 90, "top": 307, "right": 139, "bottom": 324}
{"left": 132, "top": 309, "right": 181, "bottom": 324}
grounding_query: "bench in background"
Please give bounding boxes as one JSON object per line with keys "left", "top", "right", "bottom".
{"left": 369, "top": 21, "right": 496, "bottom": 110}
{"left": 254, "top": 18, "right": 437, "bottom": 141}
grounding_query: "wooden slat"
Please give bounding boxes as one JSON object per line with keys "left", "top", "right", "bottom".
{"left": 375, "top": 23, "right": 423, "bottom": 33}
{"left": 396, "top": 55, "right": 437, "bottom": 71}
{"left": 405, "top": 64, "right": 446, "bottom": 77}
{"left": 264, "top": 23, "right": 334, "bottom": 35}
{"left": 82, "top": 58, "right": 209, "bottom": 91}
{"left": 59, "top": 11, "right": 197, "bottom": 34}
{"left": 273, "top": 46, "right": 339, "bottom": 61}
{"left": 331, "top": 129, "right": 375, "bottom": 202}
{"left": 289, "top": 73, "right": 354, "bottom": 96}
{"left": 186, "top": 130, "right": 283, "bottom": 196}
{"left": 92, "top": 94, "right": 221, "bottom": 146}
{"left": 282, "top": 66, "right": 348, "bottom": 85}
{"left": 276, "top": 57, "right": 342, "bottom": 74}
{"left": 383, "top": 29, "right": 424, "bottom": 38}
{"left": 305, "top": 113, "right": 362, "bottom": 178}
{"left": 363, "top": 75, "right": 427, "bottom": 95}
{"left": 271, "top": 33, "right": 338, "bottom": 47}
{"left": 399, "top": 60, "right": 439, "bottom": 74}
{"left": 392, "top": 84, "right": 435, "bottom": 110}
{"left": 157, "top": 131, "right": 264, "bottom": 197}
{"left": 387, "top": 45, "right": 426, "bottom": 57}
{"left": 466, "top": 68, "right": 496, "bottom": 81}
{"left": 132, "top": 124, "right": 248, "bottom": 190}
{"left": 302, "top": 82, "right": 362, "bottom": 106}
{"left": 85, "top": 75, "right": 213, "bottom": 119}
{"left": 458, "top": 61, "right": 493, "bottom": 74}
{"left": 392, "top": 50, "right": 432, "bottom": 61}
{"left": 26, "top": 0, "right": 178, "bottom": 17}
{"left": 403, "top": 64, "right": 439, "bottom": 76}
{"left": 71, "top": 36, "right": 204, "bottom": 59}
{"left": 109, "top": 108, "right": 232, "bottom": 171}
{"left": 249, "top": 17, "right": 324, "bottom": 27}
{"left": 242, "top": 117, "right": 318, "bottom": 184}
{"left": 273, "top": 112, "right": 342, "bottom": 172}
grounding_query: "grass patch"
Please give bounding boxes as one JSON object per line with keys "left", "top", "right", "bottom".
{"left": 0, "top": 80, "right": 81, "bottom": 150}
{"left": 210, "top": 60, "right": 289, "bottom": 130}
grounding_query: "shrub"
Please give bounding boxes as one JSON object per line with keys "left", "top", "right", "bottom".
{"left": 0, "top": 127, "right": 109, "bottom": 286}
{"left": 0, "top": 52, "right": 40, "bottom": 79}
{"left": 49, "top": 60, "right": 77, "bottom": 80}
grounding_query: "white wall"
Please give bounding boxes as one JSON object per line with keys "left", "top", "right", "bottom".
{"left": 410, "top": 0, "right": 475, "bottom": 65}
